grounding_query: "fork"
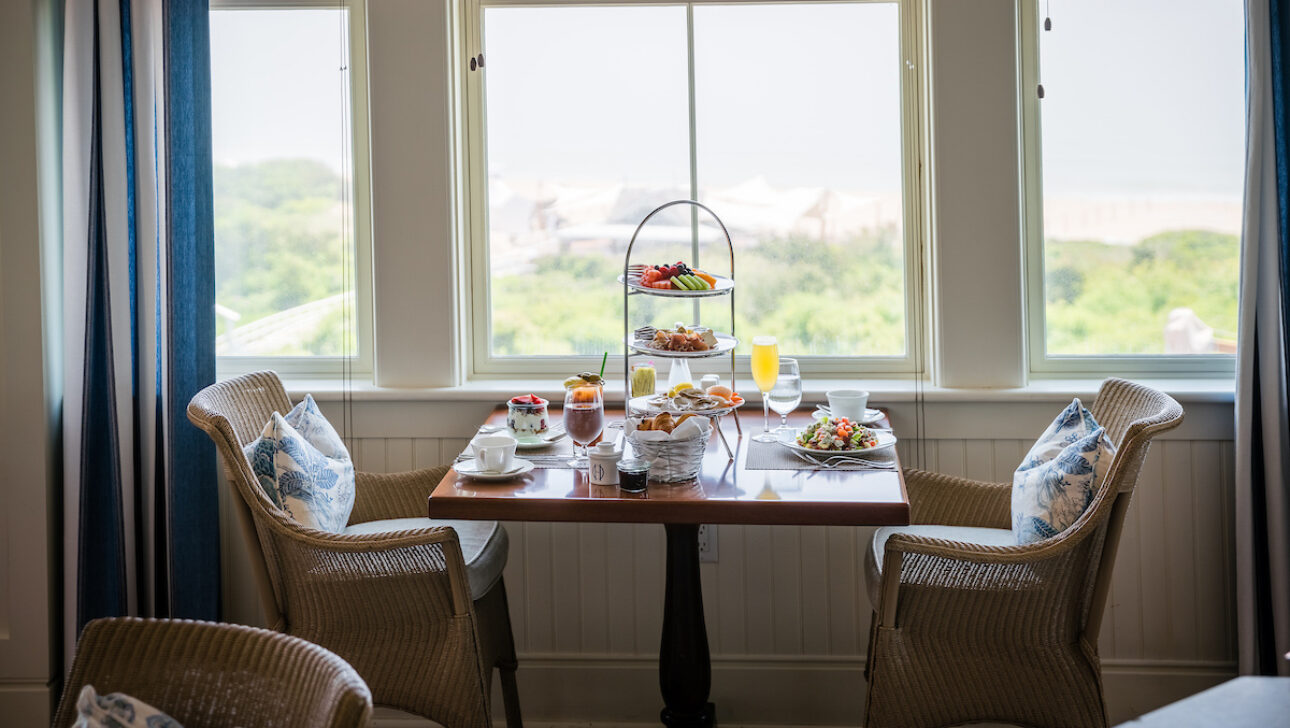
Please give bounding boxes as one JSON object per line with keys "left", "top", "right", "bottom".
{"left": 787, "top": 448, "right": 896, "bottom": 470}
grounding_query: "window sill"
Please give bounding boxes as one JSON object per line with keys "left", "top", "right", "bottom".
{"left": 286, "top": 376, "right": 1234, "bottom": 405}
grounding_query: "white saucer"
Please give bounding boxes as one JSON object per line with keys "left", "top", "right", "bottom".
{"left": 813, "top": 407, "right": 884, "bottom": 425}
{"left": 454, "top": 458, "right": 535, "bottom": 481}
{"left": 513, "top": 429, "right": 566, "bottom": 449}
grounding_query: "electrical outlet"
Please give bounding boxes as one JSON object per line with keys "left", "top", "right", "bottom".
{"left": 698, "top": 524, "right": 718, "bottom": 563}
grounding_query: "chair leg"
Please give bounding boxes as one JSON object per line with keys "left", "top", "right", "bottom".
{"left": 475, "top": 578, "right": 523, "bottom": 728}
{"left": 864, "top": 609, "right": 878, "bottom": 680}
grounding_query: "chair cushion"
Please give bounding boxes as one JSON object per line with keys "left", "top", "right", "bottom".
{"left": 243, "top": 394, "right": 355, "bottom": 533}
{"left": 343, "top": 518, "right": 509, "bottom": 600}
{"left": 864, "top": 525, "right": 1016, "bottom": 610}
{"left": 1011, "top": 398, "right": 1116, "bottom": 544}
{"left": 75, "top": 684, "right": 183, "bottom": 728}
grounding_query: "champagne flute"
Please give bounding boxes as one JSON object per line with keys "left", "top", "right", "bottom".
{"left": 563, "top": 385, "right": 605, "bottom": 468}
{"left": 750, "top": 336, "right": 780, "bottom": 443}
{"left": 767, "top": 358, "right": 802, "bottom": 440}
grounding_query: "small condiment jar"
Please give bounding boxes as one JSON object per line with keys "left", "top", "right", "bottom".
{"left": 617, "top": 458, "right": 650, "bottom": 493}
{"left": 588, "top": 441, "right": 622, "bottom": 486}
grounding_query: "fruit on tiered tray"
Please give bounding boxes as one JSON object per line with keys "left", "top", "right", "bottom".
{"left": 637, "top": 262, "right": 718, "bottom": 291}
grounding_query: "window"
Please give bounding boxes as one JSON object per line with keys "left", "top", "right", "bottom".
{"left": 462, "top": 0, "right": 920, "bottom": 375}
{"left": 210, "top": 1, "right": 372, "bottom": 372}
{"left": 1022, "top": 0, "right": 1244, "bottom": 372}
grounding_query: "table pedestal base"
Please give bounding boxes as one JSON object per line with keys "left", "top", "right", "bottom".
{"left": 659, "top": 523, "right": 715, "bottom": 727}
{"left": 661, "top": 702, "right": 715, "bottom": 728}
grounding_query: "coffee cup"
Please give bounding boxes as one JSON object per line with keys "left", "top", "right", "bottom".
{"left": 471, "top": 433, "right": 518, "bottom": 473}
{"left": 826, "top": 389, "right": 870, "bottom": 421}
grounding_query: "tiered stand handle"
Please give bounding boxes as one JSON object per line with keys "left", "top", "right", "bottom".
{"left": 622, "top": 200, "right": 740, "bottom": 460}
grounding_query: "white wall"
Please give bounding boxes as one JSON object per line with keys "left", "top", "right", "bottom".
{"left": 0, "top": 0, "right": 59, "bottom": 723}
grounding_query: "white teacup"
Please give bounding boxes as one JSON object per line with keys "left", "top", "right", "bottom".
{"left": 471, "top": 433, "right": 518, "bottom": 473}
{"left": 826, "top": 389, "right": 870, "bottom": 421}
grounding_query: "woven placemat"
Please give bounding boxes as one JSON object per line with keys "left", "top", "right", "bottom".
{"left": 744, "top": 438, "right": 898, "bottom": 471}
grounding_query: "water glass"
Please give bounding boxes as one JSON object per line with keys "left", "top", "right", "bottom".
{"left": 767, "top": 358, "right": 802, "bottom": 438}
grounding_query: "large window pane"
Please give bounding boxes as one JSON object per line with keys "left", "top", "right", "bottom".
{"left": 481, "top": 2, "right": 909, "bottom": 360}
{"left": 1038, "top": 0, "right": 1243, "bottom": 356}
{"left": 694, "top": 2, "right": 906, "bottom": 356}
{"left": 211, "top": 9, "right": 356, "bottom": 357}
{"left": 483, "top": 6, "right": 692, "bottom": 357}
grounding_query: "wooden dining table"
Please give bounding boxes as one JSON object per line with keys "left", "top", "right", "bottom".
{"left": 428, "top": 408, "right": 910, "bottom": 728}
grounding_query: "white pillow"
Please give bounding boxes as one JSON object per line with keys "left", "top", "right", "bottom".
{"left": 75, "top": 684, "right": 183, "bottom": 727}
{"left": 1012, "top": 398, "right": 1116, "bottom": 544}
{"left": 243, "top": 394, "right": 355, "bottom": 533}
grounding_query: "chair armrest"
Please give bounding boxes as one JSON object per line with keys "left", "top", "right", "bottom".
{"left": 904, "top": 468, "right": 1012, "bottom": 529}
{"left": 349, "top": 466, "right": 450, "bottom": 524}
{"left": 275, "top": 522, "right": 477, "bottom": 619}
{"left": 873, "top": 529, "right": 1092, "bottom": 630}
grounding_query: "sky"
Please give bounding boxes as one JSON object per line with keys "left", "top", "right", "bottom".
{"left": 210, "top": 9, "right": 349, "bottom": 172}
{"left": 209, "top": 0, "right": 1246, "bottom": 201}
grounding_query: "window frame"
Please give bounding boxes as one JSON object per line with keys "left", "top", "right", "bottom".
{"left": 454, "top": 0, "right": 929, "bottom": 381}
{"left": 1017, "top": 0, "right": 1238, "bottom": 378}
{"left": 210, "top": 0, "right": 376, "bottom": 379}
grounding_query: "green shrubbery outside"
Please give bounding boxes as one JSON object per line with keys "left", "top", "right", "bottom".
{"left": 215, "top": 160, "right": 1240, "bottom": 359}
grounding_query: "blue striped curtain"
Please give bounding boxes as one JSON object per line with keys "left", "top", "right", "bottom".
{"left": 61, "top": 0, "right": 217, "bottom": 657}
{"left": 1236, "top": 0, "right": 1290, "bottom": 677}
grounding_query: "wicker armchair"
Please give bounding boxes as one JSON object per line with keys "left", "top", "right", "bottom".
{"left": 863, "top": 378, "right": 1185, "bottom": 728}
{"left": 187, "top": 371, "right": 522, "bottom": 728}
{"left": 53, "top": 617, "right": 372, "bottom": 728}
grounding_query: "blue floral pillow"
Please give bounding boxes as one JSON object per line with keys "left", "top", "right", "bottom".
{"left": 243, "top": 394, "right": 355, "bottom": 533}
{"left": 75, "top": 684, "right": 183, "bottom": 727}
{"left": 1012, "top": 398, "right": 1116, "bottom": 544}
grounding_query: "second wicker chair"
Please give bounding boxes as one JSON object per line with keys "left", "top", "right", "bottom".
{"left": 187, "top": 371, "right": 522, "bottom": 728}
{"left": 863, "top": 378, "right": 1184, "bottom": 728}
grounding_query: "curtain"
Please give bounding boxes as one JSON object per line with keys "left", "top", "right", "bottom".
{"left": 1236, "top": 0, "right": 1290, "bottom": 677}
{"left": 61, "top": 0, "right": 218, "bottom": 660}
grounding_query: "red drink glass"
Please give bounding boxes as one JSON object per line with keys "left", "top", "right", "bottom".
{"left": 563, "top": 386, "right": 605, "bottom": 467}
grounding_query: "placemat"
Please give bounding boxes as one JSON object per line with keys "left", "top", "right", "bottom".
{"left": 744, "top": 438, "right": 898, "bottom": 471}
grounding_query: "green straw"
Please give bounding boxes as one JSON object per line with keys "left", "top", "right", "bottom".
{"left": 599, "top": 351, "right": 608, "bottom": 378}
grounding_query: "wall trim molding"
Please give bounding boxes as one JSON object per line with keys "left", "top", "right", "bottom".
{"left": 371, "top": 656, "right": 1237, "bottom": 727}
{"left": 0, "top": 680, "right": 52, "bottom": 726}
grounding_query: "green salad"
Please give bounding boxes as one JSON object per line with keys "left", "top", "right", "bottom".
{"left": 796, "top": 417, "right": 879, "bottom": 451}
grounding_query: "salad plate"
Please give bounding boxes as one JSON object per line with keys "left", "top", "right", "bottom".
{"left": 787, "top": 418, "right": 897, "bottom": 455}
{"left": 454, "top": 458, "right": 535, "bottom": 481}
{"left": 618, "top": 273, "right": 734, "bottom": 298}
{"left": 627, "top": 332, "right": 738, "bottom": 359}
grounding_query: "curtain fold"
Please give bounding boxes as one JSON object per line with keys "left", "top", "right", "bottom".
{"left": 61, "top": 0, "right": 217, "bottom": 661}
{"left": 1236, "top": 0, "right": 1290, "bottom": 677}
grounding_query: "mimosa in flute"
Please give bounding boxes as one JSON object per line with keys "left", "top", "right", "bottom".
{"left": 750, "top": 336, "right": 780, "bottom": 443}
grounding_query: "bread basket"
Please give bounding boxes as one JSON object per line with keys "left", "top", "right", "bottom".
{"left": 626, "top": 416, "right": 711, "bottom": 482}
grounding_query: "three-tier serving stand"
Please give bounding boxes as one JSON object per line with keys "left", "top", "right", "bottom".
{"left": 621, "top": 200, "right": 741, "bottom": 459}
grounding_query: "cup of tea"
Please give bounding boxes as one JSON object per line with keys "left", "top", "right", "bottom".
{"left": 826, "top": 389, "right": 870, "bottom": 421}
{"left": 471, "top": 433, "right": 518, "bottom": 473}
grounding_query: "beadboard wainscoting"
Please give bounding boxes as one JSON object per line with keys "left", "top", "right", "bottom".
{"left": 218, "top": 397, "right": 1237, "bottom": 727}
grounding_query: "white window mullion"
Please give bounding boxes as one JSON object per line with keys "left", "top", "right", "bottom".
{"left": 926, "top": 0, "right": 1026, "bottom": 388}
